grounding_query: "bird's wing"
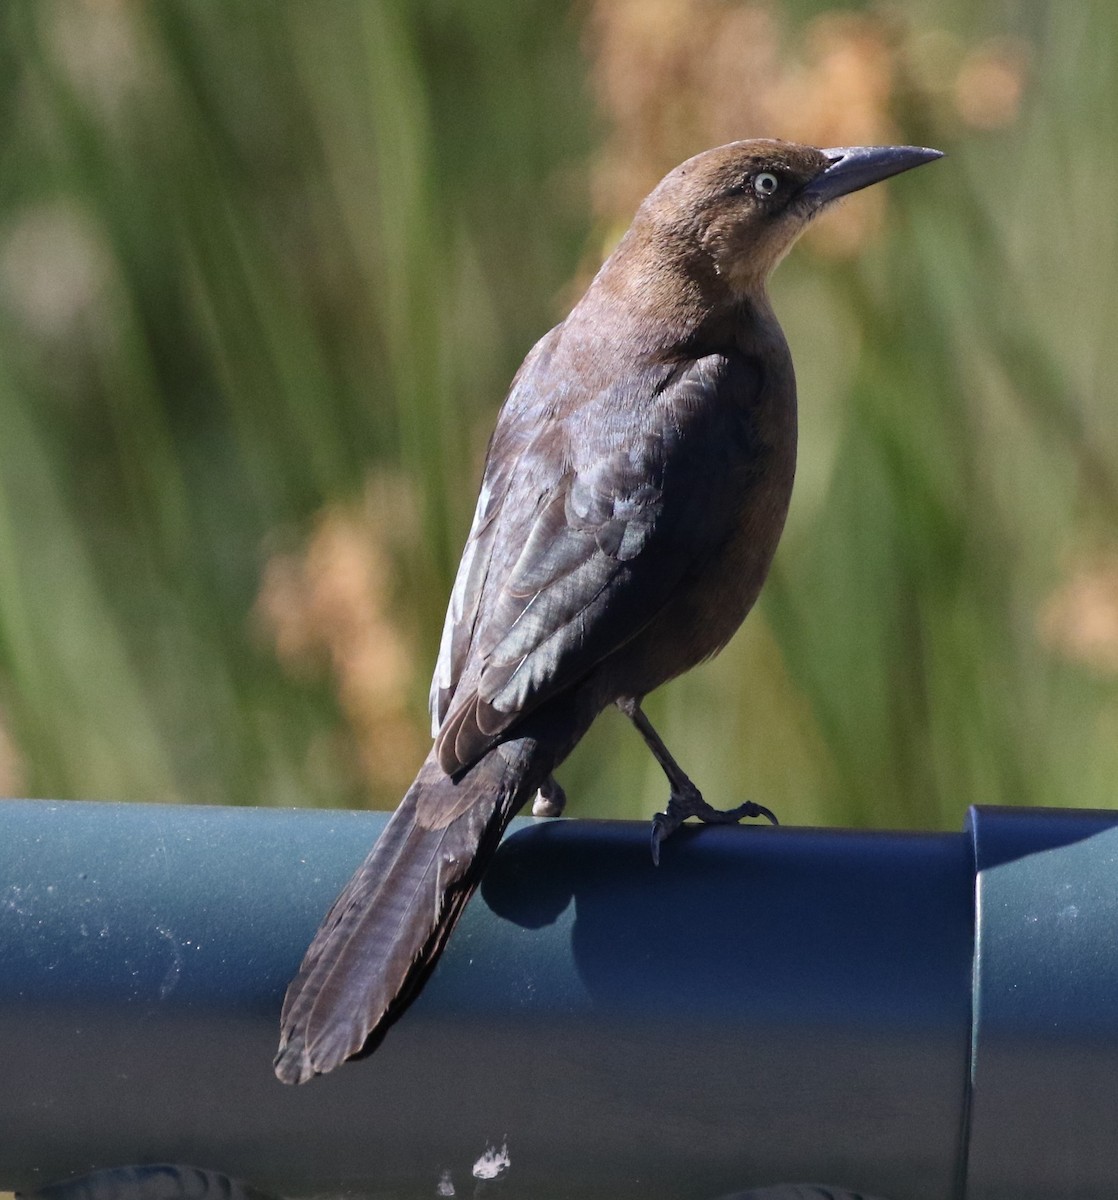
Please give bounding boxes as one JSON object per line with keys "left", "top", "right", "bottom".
{"left": 430, "top": 336, "right": 763, "bottom": 776}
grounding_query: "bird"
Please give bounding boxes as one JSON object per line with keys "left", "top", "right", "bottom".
{"left": 274, "top": 138, "right": 942, "bottom": 1085}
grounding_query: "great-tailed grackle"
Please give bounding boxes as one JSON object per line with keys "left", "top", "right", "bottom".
{"left": 275, "top": 139, "right": 942, "bottom": 1084}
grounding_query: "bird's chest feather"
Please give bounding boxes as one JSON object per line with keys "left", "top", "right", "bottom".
{"left": 590, "top": 342, "right": 798, "bottom": 695}
{"left": 678, "top": 357, "right": 797, "bottom": 640}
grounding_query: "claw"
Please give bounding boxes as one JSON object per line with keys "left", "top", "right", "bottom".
{"left": 650, "top": 813, "right": 669, "bottom": 867}
{"left": 720, "top": 800, "right": 779, "bottom": 826}
{"left": 648, "top": 791, "right": 778, "bottom": 863}
{"left": 649, "top": 795, "right": 688, "bottom": 866}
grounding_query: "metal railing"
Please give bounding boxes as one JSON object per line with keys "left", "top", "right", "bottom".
{"left": 1, "top": 799, "right": 1116, "bottom": 1199}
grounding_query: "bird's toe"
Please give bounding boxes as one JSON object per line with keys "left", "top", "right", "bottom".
{"left": 531, "top": 775, "right": 567, "bottom": 818}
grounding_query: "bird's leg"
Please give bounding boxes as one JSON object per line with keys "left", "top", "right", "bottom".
{"left": 617, "top": 699, "right": 778, "bottom": 865}
{"left": 531, "top": 774, "right": 567, "bottom": 818}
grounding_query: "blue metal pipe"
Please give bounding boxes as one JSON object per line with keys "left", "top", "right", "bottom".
{"left": 0, "top": 800, "right": 1115, "bottom": 1199}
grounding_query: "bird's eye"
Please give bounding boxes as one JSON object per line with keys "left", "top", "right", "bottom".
{"left": 753, "top": 171, "right": 779, "bottom": 196}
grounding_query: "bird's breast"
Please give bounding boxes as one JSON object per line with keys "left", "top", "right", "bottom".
{"left": 609, "top": 343, "right": 798, "bottom": 697}
{"left": 685, "top": 355, "right": 797, "bottom": 648}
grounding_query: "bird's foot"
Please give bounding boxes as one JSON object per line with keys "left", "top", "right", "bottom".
{"left": 650, "top": 785, "right": 777, "bottom": 865}
{"left": 531, "top": 775, "right": 567, "bottom": 818}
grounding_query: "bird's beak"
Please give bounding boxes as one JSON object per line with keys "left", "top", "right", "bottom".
{"left": 801, "top": 144, "right": 944, "bottom": 205}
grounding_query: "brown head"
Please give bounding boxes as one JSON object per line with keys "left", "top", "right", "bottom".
{"left": 600, "top": 139, "right": 942, "bottom": 329}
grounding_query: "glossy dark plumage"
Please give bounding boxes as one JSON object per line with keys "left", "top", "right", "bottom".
{"left": 275, "top": 138, "right": 942, "bottom": 1085}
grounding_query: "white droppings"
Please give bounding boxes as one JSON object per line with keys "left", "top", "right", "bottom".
{"left": 471, "top": 1141, "right": 510, "bottom": 1181}
{"left": 436, "top": 1168, "right": 456, "bottom": 1196}
{"left": 2, "top": 884, "right": 31, "bottom": 916}
{"left": 155, "top": 925, "right": 184, "bottom": 999}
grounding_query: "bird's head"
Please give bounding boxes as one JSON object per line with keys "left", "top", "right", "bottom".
{"left": 635, "top": 139, "right": 942, "bottom": 298}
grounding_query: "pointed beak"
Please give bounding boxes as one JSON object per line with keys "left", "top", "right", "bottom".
{"left": 801, "top": 144, "right": 944, "bottom": 205}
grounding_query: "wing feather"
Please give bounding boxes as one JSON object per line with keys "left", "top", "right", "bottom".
{"left": 432, "top": 342, "right": 762, "bottom": 775}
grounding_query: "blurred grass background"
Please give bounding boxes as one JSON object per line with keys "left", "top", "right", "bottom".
{"left": 0, "top": 0, "right": 1115, "bottom": 830}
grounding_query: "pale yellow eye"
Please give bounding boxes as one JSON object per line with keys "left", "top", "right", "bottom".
{"left": 754, "top": 171, "right": 779, "bottom": 196}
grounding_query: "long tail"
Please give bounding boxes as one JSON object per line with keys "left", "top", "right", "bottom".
{"left": 274, "top": 742, "right": 545, "bottom": 1085}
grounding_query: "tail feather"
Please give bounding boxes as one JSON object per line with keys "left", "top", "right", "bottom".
{"left": 274, "top": 746, "right": 538, "bottom": 1085}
